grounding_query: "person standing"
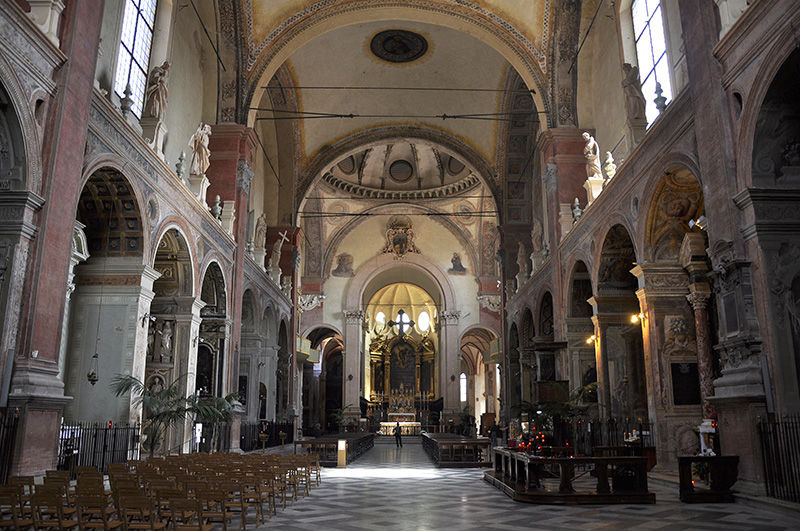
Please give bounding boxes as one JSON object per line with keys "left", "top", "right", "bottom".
{"left": 394, "top": 422, "right": 403, "bottom": 448}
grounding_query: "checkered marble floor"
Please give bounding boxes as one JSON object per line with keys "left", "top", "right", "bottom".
{"left": 234, "top": 437, "right": 799, "bottom": 531}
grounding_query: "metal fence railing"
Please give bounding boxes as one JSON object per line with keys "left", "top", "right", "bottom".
{"left": 570, "top": 418, "right": 653, "bottom": 456}
{"left": 0, "top": 409, "right": 19, "bottom": 483}
{"left": 758, "top": 414, "right": 800, "bottom": 503}
{"left": 57, "top": 422, "right": 139, "bottom": 478}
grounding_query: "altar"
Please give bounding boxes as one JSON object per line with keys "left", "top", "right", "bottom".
{"left": 381, "top": 421, "right": 422, "bottom": 436}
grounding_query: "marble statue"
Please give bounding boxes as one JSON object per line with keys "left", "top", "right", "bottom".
{"left": 147, "top": 323, "right": 156, "bottom": 361}
{"left": 145, "top": 61, "right": 170, "bottom": 120}
{"left": 270, "top": 230, "right": 289, "bottom": 270}
{"left": 160, "top": 320, "right": 173, "bottom": 363}
{"left": 622, "top": 63, "right": 647, "bottom": 121}
{"left": 582, "top": 132, "right": 602, "bottom": 180}
{"left": 531, "top": 217, "right": 544, "bottom": 253}
{"left": 149, "top": 376, "right": 164, "bottom": 394}
{"left": 516, "top": 241, "right": 527, "bottom": 291}
{"left": 189, "top": 123, "right": 212, "bottom": 175}
{"left": 254, "top": 213, "right": 268, "bottom": 248}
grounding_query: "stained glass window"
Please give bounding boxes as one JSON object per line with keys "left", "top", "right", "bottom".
{"left": 114, "top": 0, "right": 157, "bottom": 118}
{"left": 632, "top": 0, "right": 672, "bottom": 125}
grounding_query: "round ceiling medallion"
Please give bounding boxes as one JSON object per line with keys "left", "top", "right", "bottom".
{"left": 389, "top": 160, "right": 414, "bottom": 182}
{"left": 370, "top": 30, "right": 428, "bottom": 63}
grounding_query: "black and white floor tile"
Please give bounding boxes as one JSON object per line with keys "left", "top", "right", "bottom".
{"left": 234, "top": 437, "right": 799, "bottom": 531}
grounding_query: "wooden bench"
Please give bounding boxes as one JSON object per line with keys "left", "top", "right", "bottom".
{"left": 421, "top": 433, "right": 491, "bottom": 468}
{"left": 485, "top": 448, "right": 655, "bottom": 504}
{"left": 294, "top": 433, "right": 375, "bottom": 466}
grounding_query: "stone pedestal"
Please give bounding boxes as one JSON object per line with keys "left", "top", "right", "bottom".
{"left": 584, "top": 177, "right": 605, "bottom": 204}
{"left": 27, "top": 0, "right": 64, "bottom": 46}
{"left": 709, "top": 395, "right": 766, "bottom": 494}
{"left": 559, "top": 203, "right": 573, "bottom": 240}
{"left": 188, "top": 174, "right": 210, "bottom": 206}
{"left": 220, "top": 202, "right": 236, "bottom": 237}
{"left": 626, "top": 118, "right": 647, "bottom": 150}
{"left": 254, "top": 248, "right": 266, "bottom": 272}
{"left": 140, "top": 117, "right": 168, "bottom": 161}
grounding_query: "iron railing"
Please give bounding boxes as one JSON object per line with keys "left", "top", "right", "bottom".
{"left": 758, "top": 414, "right": 800, "bottom": 503}
{"left": 0, "top": 409, "right": 19, "bottom": 483}
{"left": 570, "top": 418, "right": 653, "bottom": 456}
{"left": 57, "top": 422, "right": 139, "bottom": 478}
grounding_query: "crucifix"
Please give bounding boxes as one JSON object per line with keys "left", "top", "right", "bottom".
{"left": 388, "top": 309, "right": 414, "bottom": 338}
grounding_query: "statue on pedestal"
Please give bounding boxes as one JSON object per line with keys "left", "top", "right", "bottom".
{"left": 582, "top": 132, "right": 602, "bottom": 180}
{"left": 622, "top": 63, "right": 647, "bottom": 121}
{"left": 189, "top": 123, "right": 212, "bottom": 176}
{"left": 144, "top": 61, "right": 170, "bottom": 121}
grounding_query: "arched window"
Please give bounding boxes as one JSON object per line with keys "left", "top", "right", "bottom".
{"left": 114, "top": 0, "right": 157, "bottom": 118}
{"left": 632, "top": 0, "right": 672, "bottom": 125}
{"left": 460, "top": 373, "right": 467, "bottom": 402}
{"left": 375, "top": 311, "right": 386, "bottom": 324}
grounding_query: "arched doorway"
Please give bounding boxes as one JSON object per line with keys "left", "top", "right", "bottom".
{"left": 592, "top": 225, "right": 648, "bottom": 425}
{"left": 63, "top": 168, "right": 148, "bottom": 424}
{"left": 198, "top": 262, "right": 227, "bottom": 398}
{"left": 459, "top": 327, "right": 499, "bottom": 435}
{"left": 301, "top": 327, "right": 342, "bottom": 435}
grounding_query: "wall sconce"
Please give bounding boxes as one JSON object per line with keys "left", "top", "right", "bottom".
{"left": 586, "top": 335, "right": 596, "bottom": 344}
{"left": 450, "top": 374, "right": 456, "bottom": 382}
{"left": 688, "top": 215, "right": 707, "bottom": 231}
{"left": 631, "top": 313, "right": 645, "bottom": 324}
{"left": 347, "top": 374, "right": 353, "bottom": 381}
{"left": 141, "top": 313, "right": 156, "bottom": 328}
{"left": 193, "top": 336, "right": 206, "bottom": 347}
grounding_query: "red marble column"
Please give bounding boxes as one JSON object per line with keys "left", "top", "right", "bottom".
{"left": 687, "top": 287, "right": 716, "bottom": 419}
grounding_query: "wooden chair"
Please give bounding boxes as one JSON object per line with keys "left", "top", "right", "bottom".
{"left": 119, "top": 496, "right": 166, "bottom": 531}
{"left": 167, "top": 498, "right": 213, "bottom": 531}
{"left": 307, "top": 454, "right": 322, "bottom": 487}
{"left": 196, "top": 488, "right": 233, "bottom": 531}
{"left": 76, "top": 494, "right": 122, "bottom": 530}
{"left": 9, "top": 476, "right": 36, "bottom": 510}
{"left": 31, "top": 491, "right": 79, "bottom": 530}
{"left": 218, "top": 479, "right": 252, "bottom": 530}
{"left": 0, "top": 488, "right": 34, "bottom": 530}
{"left": 152, "top": 488, "right": 184, "bottom": 522}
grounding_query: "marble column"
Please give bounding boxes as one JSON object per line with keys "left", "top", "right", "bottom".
{"left": 440, "top": 310, "right": 461, "bottom": 419}
{"left": 687, "top": 287, "right": 715, "bottom": 418}
{"left": 343, "top": 310, "right": 364, "bottom": 419}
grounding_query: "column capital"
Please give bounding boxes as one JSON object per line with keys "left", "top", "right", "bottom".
{"left": 440, "top": 310, "right": 461, "bottom": 325}
{"left": 686, "top": 289, "right": 711, "bottom": 310}
{"left": 344, "top": 309, "right": 364, "bottom": 324}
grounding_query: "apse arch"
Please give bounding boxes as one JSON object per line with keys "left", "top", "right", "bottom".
{"left": 245, "top": 1, "right": 550, "bottom": 127}
{"left": 345, "top": 252, "right": 456, "bottom": 314}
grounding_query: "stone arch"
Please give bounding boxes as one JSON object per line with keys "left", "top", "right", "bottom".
{"left": 345, "top": 252, "right": 456, "bottom": 313}
{"left": 748, "top": 48, "right": 800, "bottom": 190}
{"left": 152, "top": 227, "right": 194, "bottom": 298}
{"left": 507, "top": 321, "right": 521, "bottom": 411}
{"left": 0, "top": 83, "right": 27, "bottom": 191}
{"left": 197, "top": 261, "right": 228, "bottom": 398}
{"left": 538, "top": 291, "right": 554, "bottom": 338}
{"left": 263, "top": 305, "right": 277, "bottom": 340}
{"left": 738, "top": 29, "right": 800, "bottom": 191}
{"left": 241, "top": 289, "right": 258, "bottom": 334}
{"left": 302, "top": 325, "right": 345, "bottom": 433}
{"left": 596, "top": 224, "right": 639, "bottom": 293}
{"left": 62, "top": 168, "right": 150, "bottom": 424}
{"left": 459, "top": 326, "right": 499, "bottom": 422}
{"left": 642, "top": 167, "right": 705, "bottom": 263}
{"left": 244, "top": 1, "right": 550, "bottom": 127}
{"left": 568, "top": 261, "right": 593, "bottom": 318}
{"left": 0, "top": 55, "right": 42, "bottom": 193}
{"left": 521, "top": 307, "right": 535, "bottom": 348}
{"left": 276, "top": 319, "right": 291, "bottom": 421}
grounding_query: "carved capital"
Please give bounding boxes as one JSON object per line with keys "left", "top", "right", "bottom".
{"left": 297, "top": 293, "right": 325, "bottom": 313}
{"left": 344, "top": 309, "right": 365, "bottom": 324}
{"left": 477, "top": 294, "right": 501, "bottom": 313}
{"left": 686, "top": 291, "right": 710, "bottom": 310}
{"left": 441, "top": 310, "right": 461, "bottom": 325}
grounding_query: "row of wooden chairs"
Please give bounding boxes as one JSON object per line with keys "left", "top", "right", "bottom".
{"left": 1, "top": 452, "right": 322, "bottom": 530}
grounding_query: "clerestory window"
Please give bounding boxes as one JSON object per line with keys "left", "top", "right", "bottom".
{"left": 460, "top": 373, "right": 467, "bottom": 402}
{"left": 114, "top": 0, "right": 157, "bottom": 118}
{"left": 632, "top": 0, "right": 672, "bottom": 125}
